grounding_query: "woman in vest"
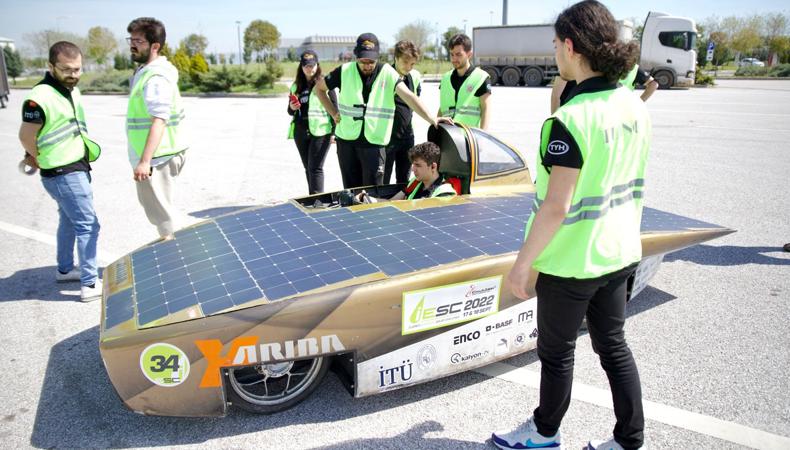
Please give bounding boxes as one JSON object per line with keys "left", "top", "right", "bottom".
{"left": 494, "top": 1, "right": 651, "bottom": 450}
{"left": 288, "top": 50, "right": 335, "bottom": 195}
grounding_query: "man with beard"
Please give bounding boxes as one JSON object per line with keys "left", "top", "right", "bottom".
{"left": 18, "top": 41, "right": 102, "bottom": 301}
{"left": 314, "top": 33, "right": 450, "bottom": 189}
{"left": 126, "top": 17, "right": 187, "bottom": 241}
{"left": 438, "top": 33, "right": 491, "bottom": 129}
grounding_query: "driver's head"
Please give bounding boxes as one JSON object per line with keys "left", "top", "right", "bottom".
{"left": 448, "top": 33, "right": 472, "bottom": 71}
{"left": 408, "top": 142, "right": 442, "bottom": 182}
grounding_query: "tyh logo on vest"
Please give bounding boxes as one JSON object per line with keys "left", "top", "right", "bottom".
{"left": 547, "top": 140, "right": 570, "bottom": 155}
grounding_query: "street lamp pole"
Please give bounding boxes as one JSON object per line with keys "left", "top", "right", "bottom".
{"left": 236, "top": 21, "right": 242, "bottom": 65}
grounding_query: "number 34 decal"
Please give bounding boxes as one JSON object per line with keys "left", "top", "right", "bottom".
{"left": 139, "top": 343, "right": 191, "bottom": 387}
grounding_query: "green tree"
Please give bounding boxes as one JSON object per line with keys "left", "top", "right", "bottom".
{"left": 3, "top": 46, "right": 24, "bottom": 82}
{"left": 207, "top": 53, "right": 217, "bottom": 65}
{"left": 243, "top": 20, "right": 280, "bottom": 62}
{"left": 764, "top": 13, "right": 790, "bottom": 65}
{"left": 171, "top": 47, "right": 192, "bottom": 80}
{"left": 442, "top": 26, "right": 463, "bottom": 60}
{"left": 728, "top": 15, "right": 763, "bottom": 58}
{"left": 180, "top": 33, "right": 208, "bottom": 57}
{"left": 86, "top": 26, "right": 117, "bottom": 65}
{"left": 190, "top": 53, "right": 209, "bottom": 75}
{"left": 394, "top": 20, "right": 433, "bottom": 54}
{"left": 113, "top": 52, "right": 133, "bottom": 70}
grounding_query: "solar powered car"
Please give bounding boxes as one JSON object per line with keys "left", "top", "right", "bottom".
{"left": 100, "top": 124, "right": 733, "bottom": 417}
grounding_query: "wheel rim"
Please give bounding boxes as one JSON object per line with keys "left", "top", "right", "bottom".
{"left": 656, "top": 72, "right": 672, "bottom": 88}
{"left": 228, "top": 357, "right": 324, "bottom": 406}
{"left": 525, "top": 69, "right": 542, "bottom": 86}
{"left": 503, "top": 68, "right": 520, "bottom": 86}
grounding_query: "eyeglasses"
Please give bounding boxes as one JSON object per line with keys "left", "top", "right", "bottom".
{"left": 126, "top": 37, "right": 147, "bottom": 45}
{"left": 54, "top": 65, "right": 82, "bottom": 76}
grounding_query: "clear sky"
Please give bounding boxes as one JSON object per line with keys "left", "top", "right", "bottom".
{"left": 1, "top": 0, "right": 788, "bottom": 56}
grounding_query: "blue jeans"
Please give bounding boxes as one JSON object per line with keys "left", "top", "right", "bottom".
{"left": 41, "top": 171, "right": 100, "bottom": 286}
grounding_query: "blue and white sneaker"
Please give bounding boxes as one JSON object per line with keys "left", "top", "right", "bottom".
{"left": 588, "top": 437, "right": 642, "bottom": 450}
{"left": 492, "top": 416, "right": 561, "bottom": 449}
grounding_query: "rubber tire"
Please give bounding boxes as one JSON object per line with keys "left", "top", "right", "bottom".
{"left": 653, "top": 70, "right": 674, "bottom": 90}
{"left": 482, "top": 66, "right": 499, "bottom": 86}
{"left": 226, "top": 356, "right": 330, "bottom": 414}
{"left": 501, "top": 67, "right": 521, "bottom": 87}
{"left": 523, "top": 67, "right": 544, "bottom": 87}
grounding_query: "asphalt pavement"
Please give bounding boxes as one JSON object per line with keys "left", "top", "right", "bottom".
{"left": 0, "top": 79, "right": 788, "bottom": 449}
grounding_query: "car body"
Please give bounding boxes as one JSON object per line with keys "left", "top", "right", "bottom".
{"left": 100, "top": 124, "right": 733, "bottom": 417}
{"left": 738, "top": 58, "right": 765, "bottom": 67}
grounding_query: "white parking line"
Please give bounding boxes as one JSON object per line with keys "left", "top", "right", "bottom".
{"left": 0, "top": 220, "right": 117, "bottom": 265}
{"left": 475, "top": 362, "right": 790, "bottom": 450}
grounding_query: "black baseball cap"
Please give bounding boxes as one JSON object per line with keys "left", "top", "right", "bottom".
{"left": 354, "top": 33, "right": 380, "bottom": 60}
{"left": 300, "top": 50, "right": 318, "bottom": 67}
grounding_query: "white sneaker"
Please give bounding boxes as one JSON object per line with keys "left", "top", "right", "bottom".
{"left": 56, "top": 268, "right": 81, "bottom": 283}
{"left": 492, "top": 416, "right": 561, "bottom": 449}
{"left": 80, "top": 279, "right": 102, "bottom": 302}
{"left": 588, "top": 437, "right": 642, "bottom": 450}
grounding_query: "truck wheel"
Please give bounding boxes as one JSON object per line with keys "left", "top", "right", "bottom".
{"left": 482, "top": 66, "right": 499, "bottom": 85}
{"left": 523, "top": 67, "right": 544, "bottom": 87}
{"left": 653, "top": 70, "right": 674, "bottom": 89}
{"left": 501, "top": 67, "right": 521, "bottom": 87}
{"left": 226, "top": 356, "right": 329, "bottom": 414}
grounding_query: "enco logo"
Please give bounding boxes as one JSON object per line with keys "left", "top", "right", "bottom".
{"left": 453, "top": 330, "right": 481, "bottom": 345}
{"left": 466, "top": 284, "right": 496, "bottom": 298}
{"left": 379, "top": 360, "right": 413, "bottom": 387}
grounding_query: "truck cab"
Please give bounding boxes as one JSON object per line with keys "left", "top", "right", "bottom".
{"left": 639, "top": 11, "right": 698, "bottom": 89}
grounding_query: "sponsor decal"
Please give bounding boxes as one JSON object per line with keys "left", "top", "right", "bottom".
{"left": 402, "top": 276, "right": 501, "bottom": 335}
{"left": 514, "top": 332, "right": 527, "bottom": 347}
{"left": 518, "top": 310, "right": 534, "bottom": 323}
{"left": 495, "top": 337, "right": 509, "bottom": 356}
{"left": 547, "top": 140, "right": 570, "bottom": 155}
{"left": 140, "top": 343, "right": 190, "bottom": 387}
{"left": 23, "top": 110, "right": 41, "bottom": 120}
{"left": 486, "top": 318, "right": 513, "bottom": 334}
{"left": 417, "top": 344, "right": 437, "bottom": 370}
{"left": 450, "top": 350, "right": 489, "bottom": 364}
{"left": 453, "top": 330, "right": 481, "bottom": 345}
{"left": 530, "top": 328, "right": 538, "bottom": 339}
{"left": 195, "top": 335, "right": 345, "bottom": 388}
{"left": 466, "top": 84, "right": 474, "bottom": 93}
{"left": 379, "top": 359, "right": 413, "bottom": 387}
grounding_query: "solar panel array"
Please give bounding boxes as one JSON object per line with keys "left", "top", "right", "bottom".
{"left": 106, "top": 194, "right": 724, "bottom": 329}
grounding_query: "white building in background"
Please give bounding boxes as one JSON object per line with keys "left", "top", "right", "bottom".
{"left": 298, "top": 35, "right": 356, "bottom": 62}
{"left": 275, "top": 38, "right": 303, "bottom": 61}
{"left": 0, "top": 37, "right": 15, "bottom": 51}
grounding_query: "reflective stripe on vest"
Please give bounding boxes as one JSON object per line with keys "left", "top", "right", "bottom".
{"left": 405, "top": 176, "right": 458, "bottom": 200}
{"left": 127, "top": 66, "right": 187, "bottom": 159}
{"left": 26, "top": 84, "right": 101, "bottom": 169}
{"left": 335, "top": 62, "right": 400, "bottom": 146}
{"left": 288, "top": 83, "right": 333, "bottom": 139}
{"left": 524, "top": 85, "right": 651, "bottom": 279}
{"left": 439, "top": 67, "right": 488, "bottom": 127}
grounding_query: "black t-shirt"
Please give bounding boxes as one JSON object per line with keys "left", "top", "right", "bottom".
{"left": 21, "top": 72, "right": 91, "bottom": 177}
{"left": 325, "top": 62, "right": 402, "bottom": 146}
{"left": 391, "top": 72, "right": 421, "bottom": 141}
{"left": 559, "top": 68, "right": 649, "bottom": 106}
{"left": 542, "top": 76, "right": 619, "bottom": 171}
{"left": 450, "top": 65, "right": 491, "bottom": 103}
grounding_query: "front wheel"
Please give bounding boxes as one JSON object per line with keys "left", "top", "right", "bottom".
{"left": 653, "top": 70, "right": 674, "bottom": 89}
{"left": 226, "top": 356, "right": 330, "bottom": 414}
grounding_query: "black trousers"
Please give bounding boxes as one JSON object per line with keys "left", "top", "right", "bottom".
{"left": 293, "top": 121, "right": 331, "bottom": 195}
{"left": 336, "top": 139, "right": 386, "bottom": 189}
{"left": 384, "top": 135, "right": 413, "bottom": 184}
{"left": 533, "top": 263, "right": 644, "bottom": 450}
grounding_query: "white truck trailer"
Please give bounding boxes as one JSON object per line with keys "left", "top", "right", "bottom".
{"left": 472, "top": 11, "right": 697, "bottom": 89}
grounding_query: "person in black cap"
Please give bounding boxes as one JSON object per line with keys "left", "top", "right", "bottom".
{"left": 287, "top": 50, "right": 337, "bottom": 195}
{"left": 315, "top": 32, "right": 451, "bottom": 189}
